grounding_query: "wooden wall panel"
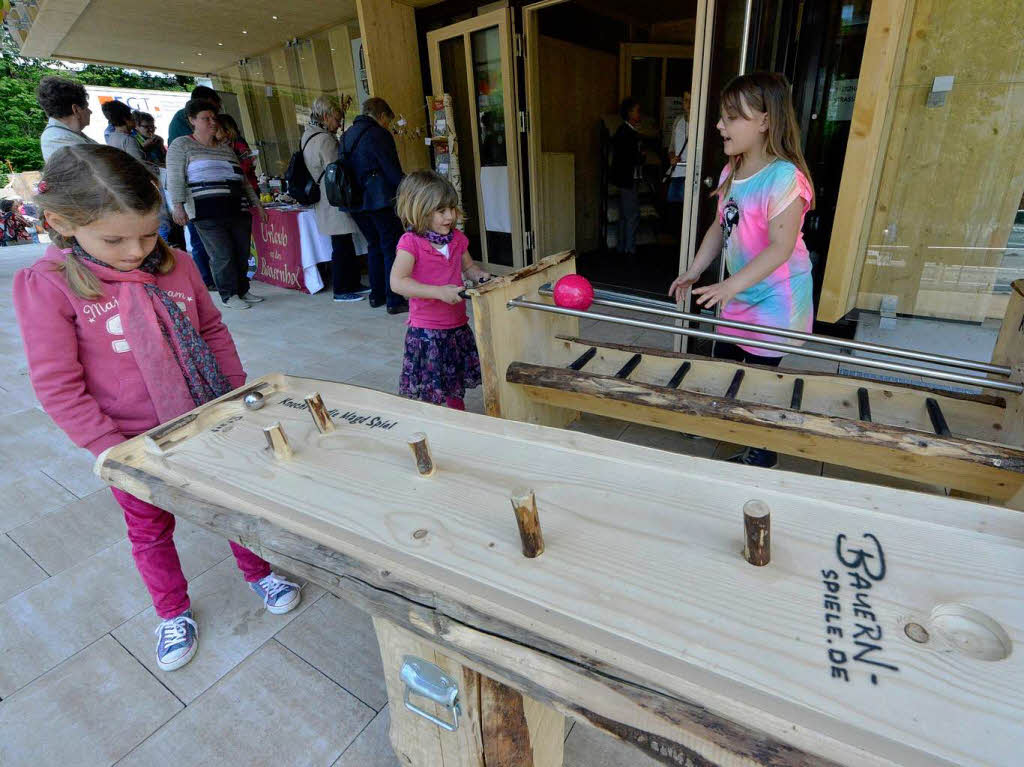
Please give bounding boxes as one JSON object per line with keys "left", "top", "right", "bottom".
{"left": 356, "top": 0, "right": 431, "bottom": 171}
{"left": 823, "top": 0, "right": 1024, "bottom": 323}
{"left": 538, "top": 35, "right": 618, "bottom": 254}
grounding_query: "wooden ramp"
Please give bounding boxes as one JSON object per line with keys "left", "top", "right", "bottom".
{"left": 96, "top": 375, "right": 1024, "bottom": 767}
{"left": 506, "top": 336, "right": 1024, "bottom": 500}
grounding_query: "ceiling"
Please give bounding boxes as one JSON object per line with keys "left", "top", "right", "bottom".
{"left": 22, "top": 0, "right": 358, "bottom": 74}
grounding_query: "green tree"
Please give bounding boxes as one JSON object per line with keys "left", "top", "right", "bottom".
{"left": 0, "top": 28, "right": 194, "bottom": 181}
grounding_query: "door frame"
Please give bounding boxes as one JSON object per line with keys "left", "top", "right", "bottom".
{"left": 426, "top": 8, "right": 525, "bottom": 273}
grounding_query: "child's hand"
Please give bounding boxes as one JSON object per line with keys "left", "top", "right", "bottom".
{"left": 464, "top": 266, "right": 491, "bottom": 283}
{"left": 668, "top": 269, "right": 700, "bottom": 303}
{"left": 434, "top": 284, "right": 464, "bottom": 305}
{"left": 691, "top": 279, "right": 738, "bottom": 310}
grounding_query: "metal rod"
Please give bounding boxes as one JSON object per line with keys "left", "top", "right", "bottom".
{"left": 667, "top": 362, "right": 691, "bottom": 388}
{"left": 725, "top": 369, "right": 745, "bottom": 399}
{"left": 790, "top": 379, "right": 804, "bottom": 410}
{"left": 539, "top": 286, "right": 1010, "bottom": 377}
{"left": 857, "top": 388, "right": 872, "bottom": 422}
{"left": 509, "top": 297, "right": 1024, "bottom": 394}
{"left": 568, "top": 347, "right": 597, "bottom": 371}
{"left": 926, "top": 398, "right": 952, "bottom": 437}
{"left": 615, "top": 354, "right": 643, "bottom": 379}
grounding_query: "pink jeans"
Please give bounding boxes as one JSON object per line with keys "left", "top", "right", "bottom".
{"left": 112, "top": 488, "right": 271, "bottom": 619}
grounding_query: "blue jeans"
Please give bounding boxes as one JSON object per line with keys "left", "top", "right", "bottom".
{"left": 186, "top": 220, "right": 214, "bottom": 287}
{"left": 617, "top": 186, "right": 640, "bottom": 255}
{"left": 352, "top": 208, "right": 404, "bottom": 309}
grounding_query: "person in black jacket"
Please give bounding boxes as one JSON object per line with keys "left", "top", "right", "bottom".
{"left": 342, "top": 97, "right": 408, "bottom": 314}
{"left": 610, "top": 97, "right": 644, "bottom": 256}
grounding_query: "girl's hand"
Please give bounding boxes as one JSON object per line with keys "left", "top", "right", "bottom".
{"left": 171, "top": 204, "right": 189, "bottom": 226}
{"left": 434, "top": 284, "right": 465, "bottom": 305}
{"left": 464, "top": 266, "right": 491, "bottom": 283}
{"left": 668, "top": 269, "right": 700, "bottom": 303}
{"left": 691, "top": 279, "right": 738, "bottom": 310}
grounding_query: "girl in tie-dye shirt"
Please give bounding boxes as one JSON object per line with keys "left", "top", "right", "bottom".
{"left": 669, "top": 72, "right": 814, "bottom": 467}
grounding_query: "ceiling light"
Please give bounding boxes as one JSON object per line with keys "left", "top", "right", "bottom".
{"left": 242, "top": 30, "right": 248, "bottom": 34}
{"left": 272, "top": 15, "right": 278, "bottom": 20}
{"left": 218, "top": 42, "right": 223, "bottom": 46}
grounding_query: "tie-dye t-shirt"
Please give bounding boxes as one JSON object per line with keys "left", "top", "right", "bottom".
{"left": 716, "top": 159, "right": 813, "bottom": 357}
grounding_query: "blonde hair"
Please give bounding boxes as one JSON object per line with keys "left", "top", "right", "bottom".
{"left": 396, "top": 170, "right": 461, "bottom": 234}
{"left": 715, "top": 72, "right": 814, "bottom": 208}
{"left": 36, "top": 144, "right": 174, "bottom": 299}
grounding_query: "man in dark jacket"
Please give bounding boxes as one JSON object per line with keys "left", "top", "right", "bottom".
{"left": 610, "top": 97, "right": 644, "bottom": 257}
{"left": 343, "top": 97, "right": 407, "bottom": 314}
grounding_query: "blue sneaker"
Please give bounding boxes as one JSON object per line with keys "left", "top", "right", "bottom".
{"left": 727, "top": 447, "right": 779, "bottom": 469}
{"left": 250, "top": 572, "right": 302, "bottom": 615}
{"left": 155, "top": 609, "right": 198, "bottom": 672}
{"left": 333, "top": 292, "right": 366, "bottom": 302}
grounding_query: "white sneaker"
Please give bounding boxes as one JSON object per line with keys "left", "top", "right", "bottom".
{"left": 155, "top": 609, "right": 198, "bottom": 672}
{"left": 250, "top": 572, "right": 302, "bottom": 615}
{"left": 239, "top": 291, "right": 265, "bottom": 303}
{"left": 222, "top": 297, "right": 251, "bottom": 310}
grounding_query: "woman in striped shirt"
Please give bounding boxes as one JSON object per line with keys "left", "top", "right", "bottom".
{"left": 167, "top": 99, "right": 267, "bottom": 310}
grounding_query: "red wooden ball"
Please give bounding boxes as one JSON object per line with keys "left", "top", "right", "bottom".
{"left": 553, "top": 274, "right": 595, "bottom": 311}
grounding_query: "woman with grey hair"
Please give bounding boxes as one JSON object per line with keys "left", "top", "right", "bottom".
{"left": 302, "top": 95, "right": 366, "bottom": 302}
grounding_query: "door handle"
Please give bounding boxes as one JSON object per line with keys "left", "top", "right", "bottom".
{"left": 703, "top": 176, "right": 714, "bottom": 188}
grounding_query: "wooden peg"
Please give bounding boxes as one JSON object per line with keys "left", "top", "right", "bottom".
{"left": 510, "top": 489, "right": 545, "bottom": 558}
{"left": 743, "top": 500, "right": 771, "bottom": 566}
{"left": 142, "top": 435, "right": 165, "bottom": 457}
{"left": 263, "top": 421, "right": 293, "bottom": 460}
{"left": 407, "top": 432, "right": 435, "bottom": 477}
{"left": 304, "top": 392, "right": 335, "bottom": 434}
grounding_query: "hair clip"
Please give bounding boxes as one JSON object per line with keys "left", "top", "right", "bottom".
{"left": 37, "top": 181, "right": 49, "bottom": 193}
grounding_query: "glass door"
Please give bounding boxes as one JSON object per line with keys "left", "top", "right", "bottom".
{"left": 427, "top": 9, "right": 524, "bottom": 272}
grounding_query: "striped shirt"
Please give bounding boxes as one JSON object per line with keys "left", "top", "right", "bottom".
{"left": 166, "top": 136, "right": 259, "bottom": 219}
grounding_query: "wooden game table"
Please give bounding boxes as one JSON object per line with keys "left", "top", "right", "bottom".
{"left": 96, "top": 376, "right": 1023, "bottom": 767}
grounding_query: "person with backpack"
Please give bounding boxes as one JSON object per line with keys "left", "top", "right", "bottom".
{"left": 343, "top": 97, "right": 407, "bottom": 315}
{"left": 299, "top": 96, "right": 367, "bottom": 302}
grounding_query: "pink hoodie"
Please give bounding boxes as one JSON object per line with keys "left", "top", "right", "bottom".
{"left": 13, "top": 246, "right": 246, "bottom": 456}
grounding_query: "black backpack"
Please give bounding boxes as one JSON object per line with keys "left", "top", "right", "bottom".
{"left": 324, "top": 123, "right": 371, "bottom": 212}
{"left": 284, "top": 132, "right": 324, "bottom": 205}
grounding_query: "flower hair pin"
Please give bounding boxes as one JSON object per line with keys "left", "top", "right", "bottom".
{"left": 37, "top": 181, "right": 49, "bottom": 193}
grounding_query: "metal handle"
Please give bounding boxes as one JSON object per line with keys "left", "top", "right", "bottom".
{"left": 400, "top": 656, "right": 460, "bottom": 732}
{"left": 703, "top": 175, "right": 714, "bottom": 188}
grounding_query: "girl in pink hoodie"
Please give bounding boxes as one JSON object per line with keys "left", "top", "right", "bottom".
{"left": 14, "top": 145, "right": 300, "bottom": 672}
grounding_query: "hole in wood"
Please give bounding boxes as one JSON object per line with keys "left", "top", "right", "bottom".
{"left": 413, "top": 529, "right": 428, "bottom": 540}
{"left": 904, "top": 622, "right": 930, "bottom": 644}
{"left": 929, "top": 604, "right": 1012, "bottom": 661}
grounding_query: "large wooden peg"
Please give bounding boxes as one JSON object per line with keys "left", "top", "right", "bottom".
{"left": 305, "top": 392, "right": 336, "bottom": 434}
{"left": 408, "top": 432, "right": 436, "bottom": 477}
{"left": 510, "top": 489, "right": 545, "bottom": 558}
{"left": 263, "top": 421, "right": 293, "bottom": 460}
{"left": 743, "top": 500, "right": 771, "bottom": 566}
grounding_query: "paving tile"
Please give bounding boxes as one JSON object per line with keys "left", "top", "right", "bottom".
{"left": 112, "top": 558, "right": 324, "bottom": 703}
{"left": 0, "top": 533, "right": 47, "bottom": 602}
{"left": 566, "top": 412, "right": 629, "bottom": 441}
{"left": 0, "top": 522, "right": 231, "bottom": 697}
{"left": 0, "top": 471, "right": 76, "bottom": 532}
{"left": 41, "top": 451, "right": 109, "bottom": 498}
{"left": 276, "top": 593, "right": 388, "bottom": 711}
{"left": 618, "top": 423, "right": 718, "bottom": 458}
{"left": 0, "top": 635, "right": 181, "bottom": 767}
{"left": 118, "top": 640, "right": 373, "bottom": 767}
{"left": 0, "top": 408, "right": 82, "bottom": 473}
{"left": 564, "top": 721, "right": 665, "bottom": 767}
{"left": 343, "top": 363, "right": 401, "bottom": 395}
{"left": 333, "top": 707, "right": 401, "bottom": 767}
{"left": 8, "top": 490, "right": 125, "bottom": 575}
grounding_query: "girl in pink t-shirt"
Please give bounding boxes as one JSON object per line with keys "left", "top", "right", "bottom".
{"left": 13, "top": 145, "right": 300, "bottom": 674}
{"left": 668, "top": 72, "right": 815, "bottom": 468}
{"left": 391, "top": 170, "right": 491, "bottom": 410}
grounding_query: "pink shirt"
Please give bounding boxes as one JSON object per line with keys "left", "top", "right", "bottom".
{"left": 13, "top": 246, "right": 246, "bottom": 456}
{"left": 398, "top": 230, "right": 469, "bottom": 330}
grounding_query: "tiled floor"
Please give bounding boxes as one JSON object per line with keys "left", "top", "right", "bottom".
{"left": 0, "top": 243, "right": 944, "bottom": 765}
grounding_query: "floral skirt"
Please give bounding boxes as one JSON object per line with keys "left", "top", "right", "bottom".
{"left": 399, "top": 324, "right": 482, "bottom": 404}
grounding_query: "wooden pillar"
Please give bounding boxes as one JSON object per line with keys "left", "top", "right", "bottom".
{"left": 469, "top": 251, "right": 580, "bottom": 426}
{"left": 992, "top": 280, "right": 1024, "bottom": 508}
{"left": 373, "top": 618, "right": 564, "bottom": 767}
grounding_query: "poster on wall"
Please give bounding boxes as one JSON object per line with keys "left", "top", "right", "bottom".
{"left": 427, "top": 95, "right": 463, "bottom": 231}
{"left": 351, "top": 38, "right": 370, "bottom": 109}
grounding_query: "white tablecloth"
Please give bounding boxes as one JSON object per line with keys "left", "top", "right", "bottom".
{"left": 295, "top": 209, "right": 369, "bottom": 294}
